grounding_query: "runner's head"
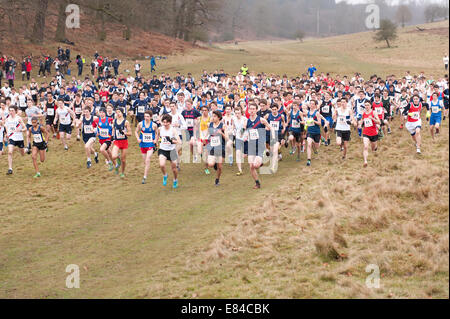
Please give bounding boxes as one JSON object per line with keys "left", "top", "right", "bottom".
{"left": 413, "top": 95, "right": 420, "bottom": 104}
{"left": 9, "top": 105, "right": 17, "bottom": 116}
{"left": 99, "top": 107, "right": 106, "bottom": 119}
{"left": 201, "top": 106, "right": 209, "bottom": 116}
{"left": 248, "top": 103, "right": 258, "bottom": 116}
{"left": 116, "top": 107, "right": 125, "bottom": 119}
{"left": 212, "top": 110, "right": 222, "bottom": 124}
{"left": 144, "top": 110, "right": 153, "bottom": 122}
{"left": 364, "top": 100, "right": 372, "bottom": 111}
{"left": 83, "top": 106, "right": 91, "bottom": 117}
{"left": 31, "top": 117, "right": 39, "bottom": 128}
{"left": 271, "top": 104, "right": 278, "bottom": 115}
{"left": 161, "top": 114, "right": 172, "bottom": 129}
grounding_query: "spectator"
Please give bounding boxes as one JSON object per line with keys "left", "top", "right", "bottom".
{"left": 76, "top": 55, "right": 84, "bottom": 76}
{"left": 38, "top": 58, "right": 46, "bottom": 77}
{"left": 135, "top": 60, "right": 141, "bottom": 77}
{"left": 444, "top": 54, "right": 449, "bottom": 71}
{"left": 151, "top": 56, "right": 156, "bottom": 73}
{"left": 66, "top": 48, "right": 71, "bottom": 61}
{"left": 112, "top": 58, "right": 121, "bottom": 76}
{"left": 21, "top": 59, "right": 27, "bottom": 81}
{"left": 25, "top": 58, "right": 32, "bottom": 81}
{"left": 6, "top": 66, "right": 15, "bottom": 87}
{"left": 308, "top": 64, "right": 317, "bottom": 78}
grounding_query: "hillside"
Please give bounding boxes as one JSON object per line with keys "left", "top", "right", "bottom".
{"left": 0, "top": 9, "right": 193, "bottom": 59}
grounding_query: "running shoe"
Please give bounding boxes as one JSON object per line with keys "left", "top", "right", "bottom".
{"left": 120, "top": 173, "right": 125, "bottom": 179}
{"left": 142, "top": 178, "right": 147, "bottom": 184}
{"left": 204, "top": 168, "right": 210, "bottom": 175}
{"left": 229, "top": 155, "right": 233, "bottom": 166}
{"left": 306, "top": 160, "right": 311, "bottom": 167}
{"left": 34, "top": 173, "right": 41, "bottom": 178}
{"left": 108, "top": 163, "right": 114, "bottom": 171}
{"left": 417, "top": 148, "right": 421, "bottom": 154}
{"left": 64, "top": 146, "right": 69, "bottom": 151}
{"left": 388, "top": 128, "right": 392, "bottom": 134}
{"left": 94, "top": 153, "right": 99, "bottom": 164}
{"left": 236, "top": 171, "right": 243, "bottom": 176}
{"left": 253, "top": 183, "right": 261, "bottom": 190}
{"left": 87, "top": 161, "right": 92, "bottom": 169}
{"left": 215, "top": 179, "right": 220, "bottom": 187}
{"left": 163, "top": 175, "right": 168, "bottom": 186}
{"left": 173, "top": 180, "right": 179, "bottom": 189}
{"left": 6, "top": 169, "right": 13, "bottom": 175}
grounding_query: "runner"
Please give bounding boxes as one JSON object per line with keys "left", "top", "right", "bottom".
{"left": 197, "top": 105, "right": 212, "bottom": 174}
{"left": 181, "top": 99, "right": 201, "bottom": 163}
{"left": 71, "top": 94, "right": 85, "bottom": 141}
{"left": 360, "top": 100, "right": 381, "bottom": 167}
{"left": 24, "top": 99, "right": 44, "bottom": 154}
{"left": 95, "top": 107, "right": 116, "bottom": 171}
{"left": 158, "top": 114, "right": 181, "bottom": 189}
{"left": 287, "top": 102, "right": 304, "bottom": 161}
{"left": 78, "top": 106, "right": 99, "bottom": 169}
{"left": 233, "top": 106, "right": 248, "bottom": 176}
{"left": 28, "top": 117, "right": 49, "bottom": 178}
{"left": 5, "top": 106, "right": 26, "bottom": 175}
{"left": 245, "top": 103, "right": 272, "bottom": 189}
{"left": 403, "top": 95, "right": 423, "bottom": 154}
{"left": 305, "top": 100, "right": 328, "bottom": 167}
{"left": 53, "top": 99, "right": 75, "bottom": 151}
{"left": 222, "top": 105, "right": 235, "bottom": 165}
{"left": 333, "top": 98, "right": 357, "bottom": 160}
{"left": 266, "top": 103, "right": 287, "bottom": 172}
{"left": 44, "top": 92, "right": 57, "bottom": 139}
{"left": 429, "top": 92, "right": 444, "bottom": 139}
{"left": 111, "top": 108, "right": 131, "bottom": 177}
{"left": 206, "top": 110, "right": 227, "bottom": 186}
{"left": 135, "top": 110, "right": 159, "bottom": 184}
{"left": 320, "top": 91, "right": 334, "bottom": 146}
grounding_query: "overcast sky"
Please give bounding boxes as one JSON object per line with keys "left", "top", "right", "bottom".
{"left": 335, "top": 0, "right": 446, "bottom": 5}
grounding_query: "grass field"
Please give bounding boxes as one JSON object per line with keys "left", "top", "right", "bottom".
{"left": 0, "top": 22, "right": 448, "bottom": 299}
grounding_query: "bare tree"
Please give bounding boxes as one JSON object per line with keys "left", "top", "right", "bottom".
{"left": 55, "top": 0, "right": 69, "bottom": 42}
{"left": 395, "top": 5, "right": 412, "bottom": 27}
{"left": 30, "top": 0, "right": 49, "bottom": 44}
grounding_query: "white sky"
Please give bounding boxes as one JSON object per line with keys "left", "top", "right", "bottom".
{"left": 335, "top": 0, "right": 447, "bottom": 5}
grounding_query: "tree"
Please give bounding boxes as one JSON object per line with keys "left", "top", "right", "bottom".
{"left": 30, "top": 0, "right": 49, "bottom": 44}
{"left": 294, "top": 29, "right": 305, "bottom": 42}
{"left": 424, "top": 4, "right": 441, "bottom": 22}
{"left": 374, "top": 19, "right": 397, "bottom": 48}
{"left": 55, "top": 0, "right": 69, "bottom": 42}
{"left": 395, "top": 5, "right": 412, "bottom": 27}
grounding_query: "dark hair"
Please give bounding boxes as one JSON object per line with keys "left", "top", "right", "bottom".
{"left": 212, "top": 110, "right": 223, "bottom": 120}
{"left": 161, "top": 114, "right": 172, "bottom": 123}
{"left": 145, "top": 110, "right": 153, "bottom": 117}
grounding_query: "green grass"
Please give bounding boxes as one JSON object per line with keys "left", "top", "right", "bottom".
{"left": 1, "top": 22, "right": 448, "bottom": 298}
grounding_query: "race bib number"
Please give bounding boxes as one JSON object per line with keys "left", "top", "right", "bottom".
{"left": 249, "top": 129, "right": 259, "bottom": 140}
{"left": 33, "top": 134, "right": 43, "bottom": 143}
{"left": 376, "top": 108, "right": 383, "bottom": 115}
{"left": 47, "top": 108, "right": 54, "bottom": 116}
{"left": 153, "top": 114, "right": 159, "bottom": 122}
{"left": 401, "top": 100, "right": 408, "bottom": 108}
{"left": 270, "top": 121, "right": 280, "bottom": 131}
{"left": 432, "top": 106, "right": 440, "bottom": 113}
{"left": 99, "top": 128, "right": 109, "bottom": 138}
{"left": 142, "top": 133, "right": 153, "bottom": 143}
{"left": 364, "top": 118, "right": 373, "bottom": 127}
{"left": 338, "top": 116, "right": 346, "bottom": 124}
{"left": 84, "top": 125, "right": 94, "bottom": 134}
{"left": 8, "top": 124, "right": 16, "bottom": 133}
{"left": 138, "top": 106, "right": 145, "bottom": 113}
{"left": 322, "top": 105, "right": 330, "bottom": 113}
{"left": 291, "top": 120, "right": 300, "bottom": 128}
{"left": 75, "top": 108, "right": 82, "bottom": 114}
{"left": 161, "top": 136, "right": 171, "bottom": 146}
{"left": 31, "top": 90, "right": 37, "bottom": 95}
{"left": 210, "top": 136, "right": 221, "bottom": 147}
{"left": 186, "top": 119, "right": 194, "bottom": 128}
{"left": 411, "top": 112, "right": 420, "bottom": 120}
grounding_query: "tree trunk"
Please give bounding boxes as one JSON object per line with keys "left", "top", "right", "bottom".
{"left": 31, "top": 0, "right": 49, "bottom": 44}
{"left": 55, "top": 0, "right": 68, "bottom": 42}
{"left": 386, "top": 38, "right": 390, "bottom": 48}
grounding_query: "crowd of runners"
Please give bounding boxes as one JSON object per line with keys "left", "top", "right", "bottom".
{"left": 0, "top": 60, "right": 448, "bottom": 189}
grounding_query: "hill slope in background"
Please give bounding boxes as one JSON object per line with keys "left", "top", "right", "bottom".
{"left": 0, "top": 9, "right": 193, "bottom": 59}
